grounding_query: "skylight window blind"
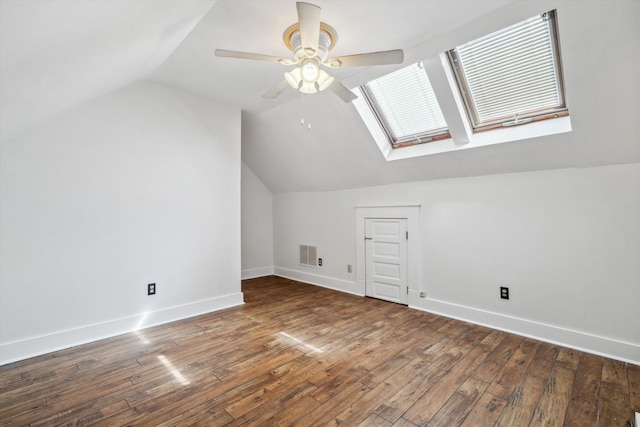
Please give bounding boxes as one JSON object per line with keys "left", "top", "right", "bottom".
{"left": 363, "top": 62, "right": 448, "bottom": 144}
{"left": 450, "top": 10, "right": 566, "bottom": 128}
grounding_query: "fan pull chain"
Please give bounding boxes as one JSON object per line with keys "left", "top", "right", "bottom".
{"left": 300, "top": 94, "right": 311, "bottom": 130}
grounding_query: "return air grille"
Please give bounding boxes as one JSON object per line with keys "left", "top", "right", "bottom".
{"left": 299, "top": 245, "right": 318, "bottom": 267}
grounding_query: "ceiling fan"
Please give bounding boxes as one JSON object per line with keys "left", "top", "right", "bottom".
{"left": 215, "top": 2, "right": 404, "bottom": 103}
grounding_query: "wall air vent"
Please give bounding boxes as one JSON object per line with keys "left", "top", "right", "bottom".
{"left": 299, "top": 244, "right": 318, "bottom": 267}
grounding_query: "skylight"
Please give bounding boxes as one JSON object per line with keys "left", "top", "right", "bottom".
{"left": 448, "top": 10, "right": 567, "bottom": 130}
{"left": 355, "top": 9, "right": 571, "bottom": 161}
{"left": 361, "top": 62, "right": 449, "bottom": 147}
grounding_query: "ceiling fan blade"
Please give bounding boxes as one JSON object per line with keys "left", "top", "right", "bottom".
{"left": 215, "top": 49, "right": 294, "bottom": 65}
{"left": 263, "top": 79, "right": 291, "bottom": 99}
{"left": 325, "top": 49, "right": 405, "bottom": 68}
{"left": 329, "top": 80, "right": 358, "bottom": 103}
{"left": 296, "top": 2, "right": 320, "bottom": 56}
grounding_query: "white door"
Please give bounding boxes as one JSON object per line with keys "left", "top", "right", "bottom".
{"left": 365, "top": 218, "right": 408, "bottom": 305}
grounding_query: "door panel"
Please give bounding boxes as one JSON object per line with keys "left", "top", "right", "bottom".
{"left": 374, "top": 262, "right": 400, "bottom": 279}
{"left": 372, "top": 241, "right": 400, "bottom": 257}
{"left": 373, "top": 281, "right": 402, "bottom": 300}
{"left": 365, "top": 218, "right": 408, "bottom": 305}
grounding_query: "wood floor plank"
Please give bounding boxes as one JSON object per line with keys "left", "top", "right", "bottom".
{"left": 163, "top": 357, "right": 313, "bottom": 426}
{"left": 293, "top": 380, "right": 371, "bottom": 426}
{"left": 602, "top": 358, "right": 629, "bottom": 392}
{"left": 628, "top": 363, "right": 640, "bottom": 412}
{"left": 495, "top": 372, "right": 545, "bottom": 427}
{"left": 259, "top": 395, "right": 323, "bottom": 426}
{"left": 0, "top": 396, "right": 48, "bottom": 423}
{"left": 30, "top": 399, "right": 130, "bottom": 427}
{"left": 92, "top": 346, "right": 305, "bottom": 424}
{"left": 328, "top": 355, "right": 440, "bottom": 426}
{"left": 0, "top": 276, "right": 636, "bottom": 427}
{"left": 157, "top": 406, "right": 234, "bottom": 427}
{"left": 402, "top": 342, "right": 496, "bottom": 425}
{"left": 358, "top": 344, "right": 420, "bottom": 388}
{"left": 309, "top": 362, "right": 369, "bottom": 403}
{"left": 598, "top": 359, "right": 634, "bottom": 427}
{"left": 471, "top": 333, "right": 524, "bottom": 384}
{"left": 528, "top": 364, "right": 576, "bottom": 427}
{"left": 392, "top": 418, "right": 420, "bottom": 427}
{"left": 0, "top": 362, "right": 80, "bottom": 409}
{"left": 374, "top": 352, "right": 459, "bottom": 423}
{"left": 524, "top": 341, "right": 560, "bottom": 380}
{"left": 459, "top": 391, "right": 507, "bottom": 427}
{"left": 359, "top": 413, "right": 393, "bottom": 426}
{"left": 556, "top": 347, "right": 580, "bottom": 370}
{"left": 227, "top": 379, "right": 318, "bottom": 425}
{"left": 598, "top": 383, "right": 634, "bottom": 427}
{"left": 425, "top": 376, "right": 489, "bottom": 427}
{"left": 563, "top": 352, "right": 602, "bottom": 427}
{"left": 3, "top": 375, "right": 136, "bottom": 426}
{"left": 486, "top": 338, "right": 540, "bottom": 400}
{"left": 46, "top": 357, "right": 142, "bottom": 404}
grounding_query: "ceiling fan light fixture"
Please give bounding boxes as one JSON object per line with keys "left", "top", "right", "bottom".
{"left": 286, "top": 68, "right": 317, "bottom": 94}
{"left": 285, "top": 64, "right": 334, "bottom": 94}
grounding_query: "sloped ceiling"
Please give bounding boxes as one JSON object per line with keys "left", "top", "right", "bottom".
{"left": 233, "top": 0, "right": 640, "bottom": 192}
{"left": 2, "top": 0, "right": 639, "bottom": 193}
{"left": 0, "top": 0, "right": 217, "bottom": 140}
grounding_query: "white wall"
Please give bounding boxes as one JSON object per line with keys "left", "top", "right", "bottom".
{"left": 273, "top": 163, "right": 640, "bottom": 364}
{"left": 241, "top": 162, "right": 274, "bottom": 279}
{"left": 0, "top": 82, "right": 243, "bottom": 365}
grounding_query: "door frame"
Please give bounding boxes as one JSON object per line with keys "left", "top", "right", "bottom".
{"left": 355, "top": 206, "right": 421, "bottom": 300}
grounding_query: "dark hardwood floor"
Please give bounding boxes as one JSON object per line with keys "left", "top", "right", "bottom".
{"left": 1, "top": 276, "right": 638, "bottom": 426}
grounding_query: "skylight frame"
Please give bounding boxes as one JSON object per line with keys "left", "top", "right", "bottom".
{"left": 447, "top": 10, "right": 568, "bottom": 131}
{"left": 360, "top": 62, "right": 451, "bottom": 148}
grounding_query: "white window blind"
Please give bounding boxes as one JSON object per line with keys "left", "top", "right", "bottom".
{"left": 363, "top": 62, "right": 448, "bottom": 144}
{"left": 450, "top": 10, "right": 566, "bottom": 127}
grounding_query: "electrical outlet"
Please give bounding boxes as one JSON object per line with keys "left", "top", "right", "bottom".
{"left": 318, "top": 258, "right": 323, "bottom": 266}
{"left": 148, "top": 283, "right": 156, "bottom": 295}
{"left": 500, "top": 286, "right": 509, "bottom": 300}
{"left": 347, "top": 264, "right": 352, "bottom": 273}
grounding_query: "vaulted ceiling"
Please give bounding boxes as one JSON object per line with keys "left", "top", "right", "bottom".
{"left": 1, "top": 0, "right": 639, "bottom": 193}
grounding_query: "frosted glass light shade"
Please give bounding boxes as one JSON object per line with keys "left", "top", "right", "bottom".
{"left": 317, "top": 69, "right": 334, "bottom": 91}
{"left": 301, "top": 61, "right": 319, "bottom": 83}
{"left": 285, "top": 68, "right": 302, "bottom": 89}
{"left": 300, "top": 81, "right": 318, "bottom": 94}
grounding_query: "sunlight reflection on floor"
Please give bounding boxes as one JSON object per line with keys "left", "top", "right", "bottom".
{"left": 279, "top": 331, "right": 324, "bottom": 354}
{"left": 158, "top": 355, "right": 190, "bottom": 385}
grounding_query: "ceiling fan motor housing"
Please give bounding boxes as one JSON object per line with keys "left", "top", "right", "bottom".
{"left": 283, "top": 22, "right": 337, "bottom": 63}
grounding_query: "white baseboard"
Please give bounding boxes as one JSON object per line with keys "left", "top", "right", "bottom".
{"left": 409, "top": 291, "right": 640, "bottom": 365}
{"left": 0, "top": 292, "right": 244, "bottom": 366}
{"left": 274, "top": 267, "right": 364, "bottom": 297}
{"left": 241, "top": 266, "right": 274, "bottom": 280}
{"left": 5, "top": 277, "right": 637, "bottom": 367}
{"left": 256, "top": 270, "right": 640, "bottom": 364}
